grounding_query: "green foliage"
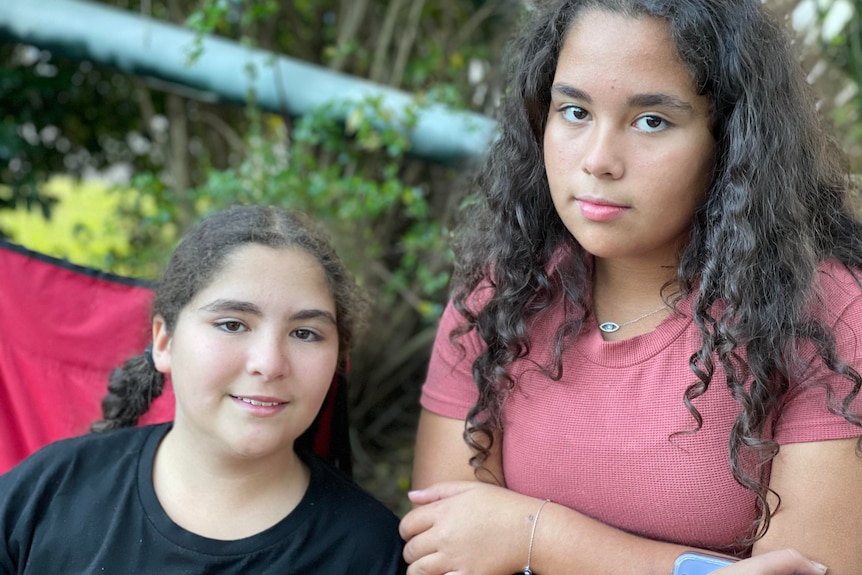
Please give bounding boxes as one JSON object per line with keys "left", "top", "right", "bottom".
{"left": 128, "top": 93, "right": 451, "bottom": 318}
{"left": 185, "top": 0, "right": 281, "bottom": 64}
{"left": 813, "top": 0, "right": 862, "bottom": 170}
{"left": 0, "top": 176, "right": 171, "bottom": 278}
{"left": 0, "top": 45, "right": 145, "bottom": 217}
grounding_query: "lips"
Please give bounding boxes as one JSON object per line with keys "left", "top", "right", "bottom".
{"left": 575, "top": 196, "right": 629, "bottom": 222}
{"left": 576, "top": 195, "right": 625, "bottom": 208}
{"left": 230, "top": 395, "right": 287, "bottom": 407}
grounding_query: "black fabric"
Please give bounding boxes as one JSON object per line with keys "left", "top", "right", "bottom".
{"left": 0, "top": 424, "right": 406, "bottom": 574}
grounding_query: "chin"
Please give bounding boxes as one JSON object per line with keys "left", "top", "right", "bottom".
{"left": 577, "top": 243, "right": 628, "bottom": 260}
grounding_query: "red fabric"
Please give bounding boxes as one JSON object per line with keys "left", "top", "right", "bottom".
{"left": 313, "top": 382, "right": 337, "bottom": 459}
{"left": 0, "top": 240, "right": 348, "bottom": 475}
{"left": 0, "top": 241, "right": 174, "bottom": 474}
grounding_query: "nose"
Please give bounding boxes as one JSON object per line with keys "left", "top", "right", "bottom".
{"left": 246, "top": 332, "right": 288, "bottom": 381}
{"left": 581, "top": 125, "right": 624, "bottom": 179}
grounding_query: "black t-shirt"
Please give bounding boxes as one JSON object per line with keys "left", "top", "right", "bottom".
{"left": 0, "top": 423, "right": 406, "bottom": 574}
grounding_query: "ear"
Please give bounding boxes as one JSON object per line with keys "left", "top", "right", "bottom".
{"left": 151, "top": 314, "right": 172, "bottom": 374}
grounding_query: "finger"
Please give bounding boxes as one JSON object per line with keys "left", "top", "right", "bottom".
{"left": 399, "top": 505, "right": 436, "bottom": 541}
{"left": 719, "top": 549, "right": 828, "bottom": 575}
{"left": 405, "top": 549, "right": 458, "bottom": 575}
{"left": 407, "top": 481, "right": 476, "bottom": 505}
{"left": 402, "top": 527, "right": 438, "bottom": 566}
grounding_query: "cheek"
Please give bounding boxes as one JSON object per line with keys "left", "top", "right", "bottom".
{"left": 544, "top": 139, "right": 570, "bottom": 197}
{"left": 295, "top": 348, "right": 339, "bottom": 394}
{"left": 297, "top": 372, "right": 337, "bottom": 424}
{"left": 655, "top": 142, "right": 712, "bottom": 192}
{"left": 679, "top": 134, "right": 714, "bottom": 181}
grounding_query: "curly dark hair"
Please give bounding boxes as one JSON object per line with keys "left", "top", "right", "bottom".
{"left": 451, "top": 0, "right": 862, "bottom": 545}
{"left": 91, "top": 205, "right": 368, "bottom": 432}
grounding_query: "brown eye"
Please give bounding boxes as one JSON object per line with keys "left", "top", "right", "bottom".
{"left": 292, "top": 328, "right": 322, "bottom": 342}
{"left": 216, "top": 320, "right": 247, "bottom": 333}
{"left": 562, "top": 105, "right": 589, "bottom": 122}
{"left": 635, "top": 115, "right": 670, "bottom": 132}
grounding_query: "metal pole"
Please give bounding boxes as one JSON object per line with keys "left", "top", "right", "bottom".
{"left": 0, "top": 0, "right": 497, "bottom": 165}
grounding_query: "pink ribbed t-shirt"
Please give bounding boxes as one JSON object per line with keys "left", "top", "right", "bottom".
{"left": 421, "top": 261, "right": 862, "bottom": 553}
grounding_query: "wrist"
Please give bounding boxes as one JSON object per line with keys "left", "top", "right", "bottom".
{"left": 521, "top": 498, "right": 552, "bottom": 575}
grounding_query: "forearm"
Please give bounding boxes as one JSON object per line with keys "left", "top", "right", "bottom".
{"left": 496, "top": 497, "right": 833, "bottom": 575}
{"left": 526, "top": 499, "right": 691, "bottom": 575}
{"left": 403, "top": 482, "right": 831, "bottom": 575}
{"left": 403, "top": 482, "right": 710, "bottom": 575}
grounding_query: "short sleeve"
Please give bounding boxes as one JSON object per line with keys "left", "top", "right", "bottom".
{"left": 774, "top": 263, "right": 862, "bottom": 444}
{"left": 419, "top": 300, "right": 484, "bottom": 420}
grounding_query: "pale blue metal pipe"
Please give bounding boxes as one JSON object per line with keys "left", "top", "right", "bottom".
{"left": 0, "top": 0, "right": 497, "bottom": 165}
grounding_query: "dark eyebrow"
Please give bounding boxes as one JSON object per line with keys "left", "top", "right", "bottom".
{"left": 550, "top": 83, "right": 694, "bottom": 113}
{"left": 200, "top": 299, "right": 262, "bottom": 315}
{"left": 291, "top": 309, "right": 337, "bottom": 325}
{"left": 550, "top": 83, "right": 591, "bottom": 103}
{"left": 627, "top": 93, "right": 694, "bottom": 113}
{"left": 199, "top": 299, "right": 336, "bottom": 325}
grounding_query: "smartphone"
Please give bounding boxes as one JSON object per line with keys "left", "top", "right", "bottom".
{"left": 672, "top": 552, "right": 737, "bottom": 575}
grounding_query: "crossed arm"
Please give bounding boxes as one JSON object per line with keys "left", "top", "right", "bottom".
{"left": 399, "top": 410, "right": 862, "bottom": 575}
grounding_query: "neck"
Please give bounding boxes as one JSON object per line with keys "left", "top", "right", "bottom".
{"left": 591, "top": 257, "right": 679, "bottom": 340}
{"left": 592, "top": 256, "right": 678, "bottom": 302}
{"left": 152, "top": 426, "right": 309, "bottom": 539}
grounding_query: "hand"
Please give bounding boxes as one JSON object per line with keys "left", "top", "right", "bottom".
{"left": 716, "top": 550, "right": 828, "bottom": 575}
{"left": 399, "top": 481, "right": 540, "bottom": 575}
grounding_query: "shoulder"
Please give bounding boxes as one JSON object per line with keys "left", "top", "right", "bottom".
{"left": 774, "top": 262, "right": 862, "bottom": 442}
{"left": 814, "top": 260, "right": 862, "bottom": 317}
{"left": 306, "top": 454, "right": 399, "bottom": 525}
{"left": 301, "top": 454, "right": 406, "bottom": 573}
{"left": 816, "top": 259, "right": 862, "bottom": 290}
{"left": 810, "top": 261, "right": 862, "bottom": 349}
{"left": 0, "top": 425, "right": 163, "bottom": 562}
{"left": 1, "top": 425, "right": 160, "bottom": 495}
{"left": 443, "top": 283, "right": 493, "bottom": 327}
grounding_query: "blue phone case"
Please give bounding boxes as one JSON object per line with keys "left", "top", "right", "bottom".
{"left": 672, "top": 552, "right": 736, "bottom": 575}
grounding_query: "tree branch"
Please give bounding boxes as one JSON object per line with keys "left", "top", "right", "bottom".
{"left": 330, "top": 0, "right": 371, "bottom": 72}
{"left": 370, "top": 0, "right": 406, "bottom": 84}
{"left": 390, "top": 0, "right": 427, "bottom": 88}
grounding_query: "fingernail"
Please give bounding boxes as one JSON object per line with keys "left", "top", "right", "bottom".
{"left": 812, "top": 561, "right": 828, "bottom": 573}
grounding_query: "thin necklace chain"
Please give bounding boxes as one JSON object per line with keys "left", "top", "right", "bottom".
{"left": 598, "top": 304, "right": 668, "bottom": 333}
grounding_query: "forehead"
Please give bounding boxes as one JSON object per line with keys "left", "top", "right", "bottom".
{"left": 556, "top": 9, "right": 697, "bottom": 96}
{"left": 195, "top": 244, "right": 335, "bottom": 310}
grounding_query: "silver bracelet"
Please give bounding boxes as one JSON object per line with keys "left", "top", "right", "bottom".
{"left": 522, "top": 498, "right": 551, "bottom": 575}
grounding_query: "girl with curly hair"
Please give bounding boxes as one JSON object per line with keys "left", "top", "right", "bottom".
{"left": 399, "top": 1, "right": 862, "bottom": 573}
